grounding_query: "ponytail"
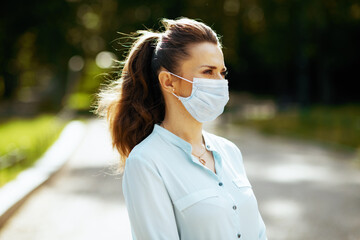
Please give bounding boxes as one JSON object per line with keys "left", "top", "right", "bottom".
{"left": 95, "top": 18, "right": 220, "bottom": 172}
{"left": 96, "top": 31, "right": 165, "bottom": 172}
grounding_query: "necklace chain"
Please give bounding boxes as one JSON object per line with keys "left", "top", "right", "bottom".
{"left": 161, "top": 122, "right": 207, "bottom": 165}
{"left": 192, "top": 145, "right": 206, "bottom": 158}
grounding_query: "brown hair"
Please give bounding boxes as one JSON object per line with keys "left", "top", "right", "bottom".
{"left": 95, "top": 17, "right": 221, "bottom": 172}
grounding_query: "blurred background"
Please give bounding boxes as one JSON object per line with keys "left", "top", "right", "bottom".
{"left": 0, "top": 0, "right": 360, "bottom": 239}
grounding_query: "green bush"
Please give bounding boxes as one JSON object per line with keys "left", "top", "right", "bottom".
{"left": 0, "top": 115, "right": 66, "bottom": 187}
{"left": 234, "top": 105, "right": 360, "bottom": 150}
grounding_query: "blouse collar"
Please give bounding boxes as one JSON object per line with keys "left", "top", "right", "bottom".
{"left": 153, "top": 123, "right": 223, "bottom": 179}
{"left": 153, "top": 123, "right": 214, "bottom": 154}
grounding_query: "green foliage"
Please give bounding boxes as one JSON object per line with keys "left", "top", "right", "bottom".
{"left": 67, "top": 92, "right": 94, "bottom": 110}
{"left": 1, "top": 0, "right": 359, "bottom": 113}
{"left": 64, "top": 59, "right": 105, "bottom": 112}
{"left": 0, "top": 115, "right": 66, "bottom": 187}
{"left": 235, "top": 105, "right": 360, "bottom": 150}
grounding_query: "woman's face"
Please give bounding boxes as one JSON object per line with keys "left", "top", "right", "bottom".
{"left": 174, "top": 42, "right": 227, "bottom": 98}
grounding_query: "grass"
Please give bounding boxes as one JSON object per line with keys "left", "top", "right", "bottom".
{"left": 233, "top": 104, "right": 360, "bottom": 151}
{"left": 0, "top": 114, "right": 67, "bottom": 187}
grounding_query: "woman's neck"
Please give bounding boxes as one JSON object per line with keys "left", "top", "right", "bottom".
{"left": 160, "top": 115, "right": 203, "bottom": 147}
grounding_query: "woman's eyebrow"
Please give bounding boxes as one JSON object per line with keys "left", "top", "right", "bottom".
{"left": 199, "top": 65, "right": 227, "bottom": 70}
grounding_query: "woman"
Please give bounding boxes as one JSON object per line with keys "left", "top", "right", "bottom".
{"left": 96, "top": 17, "right": 267, "bottom": 240}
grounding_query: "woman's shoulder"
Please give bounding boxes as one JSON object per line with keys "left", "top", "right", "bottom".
{"left": 127, "top": 130, "right": 161, "bottom": 160}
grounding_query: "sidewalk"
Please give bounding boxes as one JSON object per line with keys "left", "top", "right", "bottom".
{"left": 0, "top": 120, "right": 86, "bottom": 228}
{"left": 0, "top": 118, "right": 359, "bottom": 240}
{"left": 0, "top": 119, "right": 132, "bottom": 240}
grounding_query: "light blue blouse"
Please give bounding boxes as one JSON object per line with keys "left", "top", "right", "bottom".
{"left": 122, "top": 123, "right": 267, "bottom": 240}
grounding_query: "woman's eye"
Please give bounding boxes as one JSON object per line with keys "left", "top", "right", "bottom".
{"left": 221, "top": 70, "right": 228, "bottom": 77}
{"left": 202, "top": 69, "right": 228, "bottom": 77}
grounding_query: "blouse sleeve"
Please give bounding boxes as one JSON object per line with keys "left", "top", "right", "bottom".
{"left": 122, "top": 155, "right": 180, "bottom": 240}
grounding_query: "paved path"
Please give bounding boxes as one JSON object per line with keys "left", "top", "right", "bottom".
{"left": 0, "top": 118, "right": 359, "bottom": 240}
{"left": 0, "top": 119, "right": 132, "bottom": 240}
{"left": 206, "top": 119, "right": 360, "bottom": 240}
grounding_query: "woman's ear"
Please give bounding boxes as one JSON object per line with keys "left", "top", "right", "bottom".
{"left": 158, "top": 71, "right": 175, "bottom": 94}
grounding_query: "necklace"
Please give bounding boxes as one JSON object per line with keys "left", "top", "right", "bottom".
{"left": 161, "top": 122, "right": 207, "bottom": 166}
{"left": 192, "top": 146, "right": 207, "bottom": 165}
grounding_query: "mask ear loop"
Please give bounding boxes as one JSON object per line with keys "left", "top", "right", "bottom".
{"left": 171, "top": 88, "right": 180, "bottom": 100}
{"left": 167, "top": 71, "right": 193, "bottom": 100}
{"left": 168, "top": 72, "right": 193, "bottom": 83}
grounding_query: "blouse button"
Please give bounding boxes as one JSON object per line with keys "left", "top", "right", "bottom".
{"left": 218, "top": 182, "right": 223, "bottom": 186}
{"left": 233, "top": 205, "right": 237, "bottom": 210}
{"left": 237, "top": 233, "right": 241, "bottom": 238}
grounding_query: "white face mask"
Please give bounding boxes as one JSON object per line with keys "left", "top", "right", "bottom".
{"left": 168, "top": 71, "right": 229, "bottom": 122}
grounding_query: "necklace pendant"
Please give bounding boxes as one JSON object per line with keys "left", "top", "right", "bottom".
{"left": 199, "top": 158, "right": 206, "bottom": 165}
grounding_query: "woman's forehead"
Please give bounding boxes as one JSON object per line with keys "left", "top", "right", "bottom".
{"left": 185, "top": 42, "right": 225, "bottom": 69}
